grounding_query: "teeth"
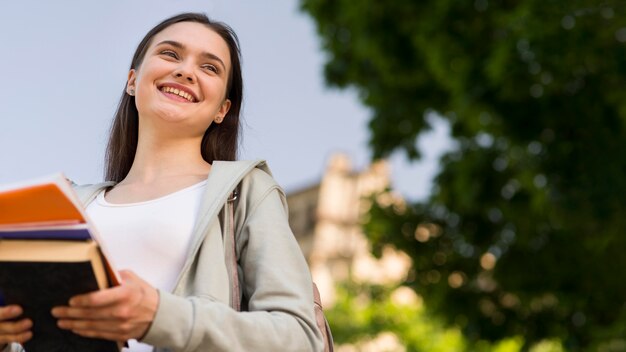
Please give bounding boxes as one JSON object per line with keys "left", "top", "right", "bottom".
{"left": 161, "top": 86, "right": 194, "bottom": 102}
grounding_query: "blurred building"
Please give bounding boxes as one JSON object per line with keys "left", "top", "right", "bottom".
{"left": 287, "top": 153, "right": 411, "bottom": 306}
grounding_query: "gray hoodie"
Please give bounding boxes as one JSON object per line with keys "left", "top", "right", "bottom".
{"left": 4, "top": 160, "right": 323, "bottom": 352}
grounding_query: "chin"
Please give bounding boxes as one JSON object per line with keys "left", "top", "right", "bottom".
{"left": 150, "top": 106, "right": 190, "bottom": 123}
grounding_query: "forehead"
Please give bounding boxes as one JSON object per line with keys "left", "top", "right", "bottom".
{"left": 151, "top": 22, "right": 231, "bottom": 68}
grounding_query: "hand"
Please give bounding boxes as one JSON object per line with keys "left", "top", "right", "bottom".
{"left": 51, "top": 270, "right": 159, "bottom": 342}
{"left": 0, "top": 305, "right": 32, "bottom": 345}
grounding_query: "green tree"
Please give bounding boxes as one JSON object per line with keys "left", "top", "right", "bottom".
{"left": 327, "top": 282, "right": 468, "bottom": 351}
{"left": 326, "top": 281, "right": 565, "bottom": 351}
{"left": 301, "top": 0, "right": 626, "bottom": 349}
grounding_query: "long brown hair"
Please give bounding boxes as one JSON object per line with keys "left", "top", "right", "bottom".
{"left": 105, "top": 13, "right": 243, "bottom": 182}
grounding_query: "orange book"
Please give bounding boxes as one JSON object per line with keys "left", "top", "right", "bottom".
{"left": 0, "top": 174, "right": 84, "bottom": 226}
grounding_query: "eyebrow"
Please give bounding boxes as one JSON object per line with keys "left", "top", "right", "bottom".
{"left": 155, "top": 40, "right": 227, "bottom": 71}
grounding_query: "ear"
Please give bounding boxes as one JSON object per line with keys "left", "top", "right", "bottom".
{"left": 126, "top": 69, "right": 137, "bottom": 95}
{"left": 214, "top": 99, "right": 232, "bottom": 124}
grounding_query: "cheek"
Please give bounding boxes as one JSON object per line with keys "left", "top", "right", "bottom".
{"left": 133, "top": 77, "right": 151, "bottom": 107}
{"left": 199, "top": 113, "right": 216, "bottom": 128}
{"left": 134, "top": 89, "right": 153, "bottom": 115}
{"left": 201, "top": 77, "right": 229, "bottom": 100}
{"left": 137, "top": 75, "right": 157, "bottom": 94}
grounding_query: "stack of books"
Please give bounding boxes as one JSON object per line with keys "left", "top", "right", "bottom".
{"left": 0, "top": 174, "right": 119, "bottom": 352}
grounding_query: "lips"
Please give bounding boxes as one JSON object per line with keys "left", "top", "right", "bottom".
{"left": 158, "top": 83, "right": 198, "bottom": 103}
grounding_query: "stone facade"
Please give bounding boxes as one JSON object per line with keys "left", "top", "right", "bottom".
{"left": 287, "top": 154, "right": 411, "bottom": 306}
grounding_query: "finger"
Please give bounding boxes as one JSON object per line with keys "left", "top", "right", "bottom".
{"left": 68, "top": 285, "right": 131, "bottom": 307}
{"left": 56, "top": 286, "right": 157, "bottom": 320}
{"left": 0, "top": 318, "right": 32, "bottom": 334}
{"left": 119, "top": 270, "right": 138, "bottom": 282}
{"left": 60, "top": 318, "right": 140, "bottom": 342}
{"left": 54, "top": 292, "right": 146, "bottom": 320}
{"left": 53, "top": 303, "right": 140, "bottom": 320}
{"left": 0, "top": 305, "right": 23, "bottom": 320}
{"left": 0, "top": 330, "right": 33, "bottom": 344}
{"left": 57, "top": 318, "right": 127, "bottom": 334}
{"left": 71, "top": 328, "right": 125, "bottom": 343}
{"left": 52, "top": 305, "right": 118, "bottom": 320}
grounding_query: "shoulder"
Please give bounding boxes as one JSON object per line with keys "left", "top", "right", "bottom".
{"left": 242, "top": 168, "right": 282, "bottom": 193}
{"left": 72, "top": 181, "right": 116, "bottom": 205}
{"left": 212, "top": 159, "right": 284, "bottom": 197}
{"left": 232, "top": 161, "right": 288, "bottom": 211}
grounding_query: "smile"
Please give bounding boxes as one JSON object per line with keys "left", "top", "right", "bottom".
{"left": 160, "top": 86, "right": 197, "bottom": 103}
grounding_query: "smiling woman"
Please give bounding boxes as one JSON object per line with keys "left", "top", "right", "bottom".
{"left": 0, "top": 13, "right": 325, "bottom": 352}
{"left": 105, "top": 14, "right": 243, "bottom": 184}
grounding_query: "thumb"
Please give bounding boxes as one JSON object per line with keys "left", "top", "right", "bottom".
{"left": 119, "top": 270, "right": 139, "bottom": 283}
{"left": 119, "top": 270, "right": 152, "bottom": 288}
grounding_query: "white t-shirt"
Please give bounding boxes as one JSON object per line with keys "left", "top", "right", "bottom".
{"left": 86, "top": 180, "right": 207, "bottom": 352}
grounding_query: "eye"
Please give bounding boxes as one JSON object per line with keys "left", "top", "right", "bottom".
{"left": 201, "top": 64, "right": 219, "bottom": 74}
{"left": 160, "top": 50, "right": 179, "bottom": 59}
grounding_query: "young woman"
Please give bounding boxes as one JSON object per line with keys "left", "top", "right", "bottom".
{"left": 0, "top": 13, "right": 324, "bottom": 352}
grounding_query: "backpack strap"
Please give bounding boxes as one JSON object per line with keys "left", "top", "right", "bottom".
{"left": 313, "top": 284, "right": 334, "bottom": 352}
{"left": 225, "top": 179, "right": 335, "bottom": 352}
{"left": 225, "top": 188, "right": 241, "bottom": 311}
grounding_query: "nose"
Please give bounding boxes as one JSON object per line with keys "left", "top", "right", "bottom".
{"left": 173, "top": 63, "right": 195, "bottom": 83}
{"left": 175, "top": 71, "right": 194, "bottom": 82}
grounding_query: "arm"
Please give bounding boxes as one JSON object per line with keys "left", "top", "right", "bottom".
{"left": 142, "top": 186, "right": 324, "bottom": 351}
{"left": 238, "top": 187, "right": 323, "bottom": 350}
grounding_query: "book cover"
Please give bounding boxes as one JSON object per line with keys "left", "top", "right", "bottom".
{"left": 0, "top": 174, "right": 120, "bottom": 351}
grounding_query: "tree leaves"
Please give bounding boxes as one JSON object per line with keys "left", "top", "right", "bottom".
{"left": 302, "top": 0, "right": 626, "bottom": 349}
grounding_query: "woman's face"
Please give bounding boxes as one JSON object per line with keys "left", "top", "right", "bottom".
{"left": 127, "top": 21, "right": 232, "bottom": 136}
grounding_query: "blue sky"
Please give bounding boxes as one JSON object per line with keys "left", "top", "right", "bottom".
{"left": 0, "top": 0, "right": 452, "bottom": 201}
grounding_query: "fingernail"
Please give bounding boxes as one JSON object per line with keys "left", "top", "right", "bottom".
{"left": 51, "top": 308, "right": 60, "bottom": 316}
{"left": 57, "top": 320, "right": 69, "bottom": 329}
{"left": 20, "top": 331, "right": 33, "bottom": 343}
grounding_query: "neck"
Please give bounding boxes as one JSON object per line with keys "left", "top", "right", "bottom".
{"left": 122, "top": 129, "right": 211, "bottom": 185}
